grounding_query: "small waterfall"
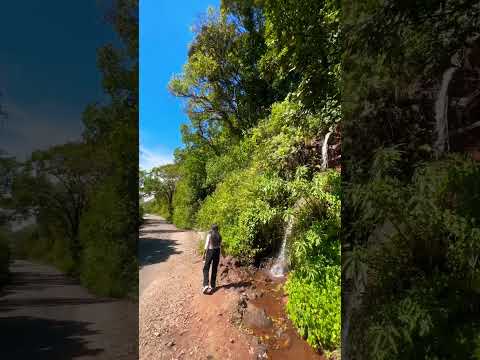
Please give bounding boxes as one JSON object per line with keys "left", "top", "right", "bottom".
{"left": 270, "top": 216, "right": 294, "bottom": 278}
{"left": 434, "top": 67, "right": 457, "bottom": 156}
{"left": 322, "top": 131, "right": 332, "bottom": 169}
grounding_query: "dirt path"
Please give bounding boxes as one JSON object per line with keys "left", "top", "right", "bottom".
{"left": 139, "top": 215, "right": 253, "bottom": 360}
{"left": 0, "top": 260, "right": 137, "bottom": 359}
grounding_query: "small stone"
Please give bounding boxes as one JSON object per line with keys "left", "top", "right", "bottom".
{"left": 278, "top": 334, "right": 292, "bottom": 349}
{"left": 154, "top": 332, "right": 160, "bottom": 337}
{"left": 230, "top": 338, "right": 235, "bottom": 343}
{"left": 168, "top": 341, "right": 176, "bottom": 347}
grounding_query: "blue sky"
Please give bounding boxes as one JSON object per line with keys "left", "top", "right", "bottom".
{"left": 0, "top": 1, "right": 117, "bottom": 160}
{"left": 139, "top": 0, "right": 219, "bottom": 170}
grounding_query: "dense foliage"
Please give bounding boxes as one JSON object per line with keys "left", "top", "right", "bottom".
{"left": 0, "top": 152, "right": 14, "bottom": 286}
{"left": 0, "top": 99, "right": 13, "bottom": 284}
{"left": 9, "top": 0, "right": 138, "bottom": 298}
{"left": 343, "top": 1, "right": 480, "bottom": 359}
{"left": 0, "top": 228, "right": 10, "bottom": 285}
{"left": 285, "top": 170, "right": 341, "bottom": 350}
{"left": 196, "top": 167, "right": 283, "bottom": 262}
{"left": 148, "top": 0, "right": 342, "bottom": 353}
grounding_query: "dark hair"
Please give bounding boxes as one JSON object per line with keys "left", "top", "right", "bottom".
{"left": 211, "top": 224, "right": 218, "bottom": 231}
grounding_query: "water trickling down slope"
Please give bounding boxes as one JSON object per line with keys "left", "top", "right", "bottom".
{"left": 434, "top": 67, "right": 457, "bottom": 156}
{"left": 270, "top": 216, "right": 294, "bottom": 278}
{"left": 322, "top": 131, "right": 332, "bottom": 169}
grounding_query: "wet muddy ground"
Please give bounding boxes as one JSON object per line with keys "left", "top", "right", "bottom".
{"left": 246, "top": 270, "right": 325, "bottom": 360}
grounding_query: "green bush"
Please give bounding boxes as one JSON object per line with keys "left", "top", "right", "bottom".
{"left": 12, "top": 224, "right": 76, "bottom": 274}
{"left": 79, "top": 181, "right": 138, "bottom": 297}
{"left": 50, "top": 236, "right": 75, "bottom": 274}
{"left": 172, "top": 177, "right": 199, "bottom": 229}
{"left": 11, "top": 225, "right": 40, "bottom": 260}
{"left": 143, "top": 198, "right": 170, "bottom": 219}
{"left": 284, "top": 170, "right": 341, "bottom": 351}
{"left": 81, "top": 233, "right": 135, "bottom": 297}
{"left": 0, "top": 229, "right": 10, "bottom": 285}
{"left": 288, "top": 170, "right": 341, "bottom": 273}
{"left": 285, "top": 269, "right": 340, "bottom": 350}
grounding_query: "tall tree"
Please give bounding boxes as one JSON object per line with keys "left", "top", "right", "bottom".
{"left": 12, "top": 143, "right": 95, "bottom": 262}
{"left": 169, "top": 3, "right": 273, "bottom": 150}
{"left": 141, "top": 164, "right": 179, "bottom": 219}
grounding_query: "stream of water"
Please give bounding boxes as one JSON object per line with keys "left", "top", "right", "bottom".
{"left": 434, "top": 67, "right": 457, "bottom": 156}
{"left": 270, "top": 216, "right": 294, "bottom": 278}
{"left": 322, "top": 131, "right": 332, "bottom": 169}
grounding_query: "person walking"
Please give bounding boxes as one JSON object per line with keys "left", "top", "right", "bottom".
{"left": 202, "top": 224, "right": 222, "bottom": 294}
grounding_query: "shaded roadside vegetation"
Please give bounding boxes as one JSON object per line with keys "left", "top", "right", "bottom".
{"left": 0, "top": 143, "right": 16, "bottom": 288}
{"left": 3, "top": 0, "right": 139, "bottom": 298}
{"left": 0, "top": 228, "right": 10, "bottom": 287}
{"left": 141, "top": 0, "right": 341, "bottom": 354}
{"left": 342, "top": 1, "right": 480, "bottom": 359}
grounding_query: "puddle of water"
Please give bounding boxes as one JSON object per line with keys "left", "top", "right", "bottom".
{"left": 248, "top": 270, "right": 326, "bottom": 360}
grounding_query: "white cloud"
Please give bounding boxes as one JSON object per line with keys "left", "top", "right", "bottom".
{"left": 139, "top": 145, "right": 174, "bottom": 170}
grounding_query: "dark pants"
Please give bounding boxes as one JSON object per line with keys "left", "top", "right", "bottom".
{"left": 203, "top": 248, "right": 220, "bottom": 288}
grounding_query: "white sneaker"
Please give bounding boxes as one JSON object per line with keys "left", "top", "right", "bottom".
{"left": 202, "top": 286, "right": 209, "bottom": 294}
